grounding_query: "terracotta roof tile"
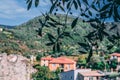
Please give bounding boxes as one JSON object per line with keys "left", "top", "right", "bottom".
{"left": 111, "top": 53, "right": 120, "bottom": 57}
{"left": 49, "top": 57, "right": 76, "bottom": 64}
{"left": 41, "top": 57, "right": 53, "bottom": 60}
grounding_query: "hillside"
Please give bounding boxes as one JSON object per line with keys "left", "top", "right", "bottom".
{"left": 1, "top": 14, "right": 117, "bottom": 57}
{"left": 0, "top": 24, "right": 15, "bottom": 29}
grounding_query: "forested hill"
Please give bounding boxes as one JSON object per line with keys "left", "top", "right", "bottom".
{"left": 0, "top": 24, "right": 15, "bottom": 29}
{"left": 0, "top": 14, "right": 119, "bottom": 57}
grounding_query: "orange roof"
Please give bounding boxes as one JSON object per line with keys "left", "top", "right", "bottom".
{"left": 79, "top": 71, "right": 104, "bottom": 77}
{"left": 49, "top": 57, "right": 76, "bottom": 64}
{"left": 111, "top": 53, "right": 120, "bottom": 57}
{"left": 41, "top": 57, "right": 53, "bottom": 60}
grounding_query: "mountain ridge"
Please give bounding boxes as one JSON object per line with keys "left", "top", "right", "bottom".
{"left": 0, "top": 14, "right": 119, "bottom": 57}
{"left": 0, "top": 24, "right": 15, "bottom": 29}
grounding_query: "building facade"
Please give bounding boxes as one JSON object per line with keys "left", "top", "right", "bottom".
{"left": 111, "top": 53, "right": 120, "bottom": 71}
{"left": 60, "top": 69, "right": 105, "bottom": 80}
{"left": 40, "top": 57, "right": 76, "bottom": 72}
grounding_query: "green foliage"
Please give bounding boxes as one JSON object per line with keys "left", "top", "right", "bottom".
{"left": 91, "top": 62, "right": 105, "bottom": 71}
{"left": 36, "top": 53, "right": 43, "bottom": 61}
{"left": 110, "top": 59, "right": 118, "bottom": 70}
{"left": 25, "top": 0, "right": 120, "bottom": 63}
{"left": 77, "top": 55, "right": 86, "bottom": 68}
{"left": 23, "top": 51, "right": 32, "bottom": 58}
{"left": 0, "top": 14, "right": 91, "bottom": 56}
{"left": 32, "top": 64, "right": 60, "bottom": 80}
{"left": 2, "top": 0, "right": 120, "bottom": 64}
{"left": 32, "top": 65, "right": 53, "bottom": 80}
{"left": 87, "top": 55, "right": 106, "bottom": 71}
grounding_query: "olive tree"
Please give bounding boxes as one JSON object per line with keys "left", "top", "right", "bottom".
{"left": 26, "top": 0, "right": 120, "bottom": 62}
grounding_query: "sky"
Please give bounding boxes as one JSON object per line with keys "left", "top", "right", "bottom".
{"left": 0, "top": 0, "right": 51, "bottom": 26}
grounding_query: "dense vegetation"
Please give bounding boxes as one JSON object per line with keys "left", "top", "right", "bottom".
{"left": 26, "top": 0, "right": 120, "bottom": 62}
{"left": 0, "top": 14, "right": 120, "bottom": 57}
{"left": 0, "top": 14, "right": 91, "bottom": 56}
{"left": 25, "top": 0, "right": 120, "bottom": 79}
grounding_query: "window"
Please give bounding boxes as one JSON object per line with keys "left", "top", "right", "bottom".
{"left": 60, "top": 64, "right": 64, "bottom": 68}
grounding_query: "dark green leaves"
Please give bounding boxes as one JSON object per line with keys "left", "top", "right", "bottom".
{"left": 46, "top": 42, "right": 55, "bottom": 46}
{"left": 100, "top": 3, "right": 111, "bottom": 12}
{"left": 79, "top": 50, "right": 87, "bottom": 54}
{"left": 88, "top": 10, "right": 92, "bottom": 16}
{"left": 90, "top": 23, "right": 97, "bottom": 29}
{"left": 47, "top": 33, "right": 56, "bottom": 42}
{"left": 73, "top": 0, "right": 78, "bottom": 9}
{"left": 63, "top": 32, "right": 73, "bottom": 39}
{"left": 39, "top": 19, "right": 43, "bottom": 25}
{"left": 27, "top": 0, "right": 32, "bottom": 10}
{"left": 35, "top": 0, "right": 39, "bottom": 7}
{"left": 46, "top": 32, "right": 61, "bottom": 52}
{"left": 87, "top": 48, "right": 93, "bottom": 63}
{"left": 59, "top": 5, "right": 65, "bottom": 12}
{"left": 109, "top": 25, "right": 117, "bottom": 30}
{"left": 26, "top": 0, "right": 31, "bottom": 4}
{"left": 91, "top": 5, "right": 98, "bottom": 11}
{"left": 77, "top": 0, "right": 81, "bottom": 7}
{"left": 53, "top": 43, "right": 60, "bottom": 52}
{"left": 78, "top": 42, "right": 90, "bottom": 51}
{"left": 38, "top": 28, "right": 42, "bottom": 36}
{"left": 107, "top": 45, "right": 114, "bottom": 50}
{"left": 82, "top": 0, "right": 88, "bottom": 5}
{"left": 114, "top": 5, "right": 120, "bottom": 21}
{"left": 26, "top": 0, "right": 41, "bottom": 10}
{"left": 57, "top": 28, "right": 60, "bottom": 35}
{"left": 56, "top": 42, "right": 60, "bottom": 52}
{"left": 47, "top": 22, "right": 57, "bottom": 27}
{"left": 27, "top": 0, "right": 39, "bottom": 10}
{"left": 52, "top": 43, "right": 61, "bottom": 52}
{"left": 71, "top": 17, "right": 78, "bottom": 29}
{"left": 49, "top": 0, "right": 58, "bottom": 13}
{"left": 67, "top": 2, "right": 71, "bottom": 9}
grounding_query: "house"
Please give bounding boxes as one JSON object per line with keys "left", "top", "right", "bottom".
{"left": 60, "top": 69, "right": 91, "bottom": 80}
{"left": 111, "top": 53, "right": 120, "bottom": 71}
{"left": 49, "top": 57, "right": 76, "bottom": 72}
{"left": 41, "top": 56, "right": 53, "bottom": 66}
{"left": 79, "top": 70, "right": 105, "bottom": 80}
{"left": 60, "top": 69, "right": 105, "bottom": 80}
{"left": 40, "top": 56, "right": 76, "bottom": 72}
{"left": 111, "top": 53, "right": 120, "bottom": 63}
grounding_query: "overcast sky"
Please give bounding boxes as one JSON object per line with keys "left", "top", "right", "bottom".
{"left": 0, "top": 0, "right": 51, "bottom": 26}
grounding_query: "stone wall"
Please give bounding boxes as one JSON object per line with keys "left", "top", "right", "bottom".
{"left": 0, "top": 53, "right": 35, "bottom": 80}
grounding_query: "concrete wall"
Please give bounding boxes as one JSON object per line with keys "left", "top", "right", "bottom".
{"left": 41, "top": 59, "right": 49, "bottom": 66}
{"left": 0, "top": 53, "right": 35, "bottom": 80}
